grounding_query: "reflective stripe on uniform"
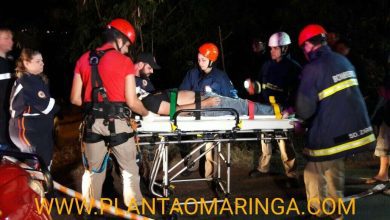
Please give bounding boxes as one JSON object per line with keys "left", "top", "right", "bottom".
{"left": 318, "top": 78, "right": 359, "bottom": 100}
{"left": 22, "top": 113, "right": 40, "bottom": 116}
{"left": 304, "top": 133, "right": 375, "bottom": 157}
{"left": 263, "top": 82, "right": 283, "bottom": 92}
{"left": 0, "top": 73, "right": 11, "bottom": 80}
{"left": 42, "top": 98, "right": 55, "bottom": 114}
{"left": 10, "top": 84, "right": 24, "bottom": 118}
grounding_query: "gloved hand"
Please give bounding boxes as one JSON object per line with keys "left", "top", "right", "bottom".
{"left": 142, "top": 111, "right": 159, "bottom": 121}
{"left": 293, "top": 119, "right": 306, "bottom": 135}
{"left": 281, "top": 107, "right": 295, "bottom": 119}
{"left": 244, "top": 78, "right": 262, "bottom": 95}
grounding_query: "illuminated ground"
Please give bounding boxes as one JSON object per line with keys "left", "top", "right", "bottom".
{"left": 50, "top": 106, "right": 390, "bottom": 220}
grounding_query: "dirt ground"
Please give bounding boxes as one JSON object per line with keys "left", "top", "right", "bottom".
{"left": 49, "top": 106, "right": 390, "bottom": 220}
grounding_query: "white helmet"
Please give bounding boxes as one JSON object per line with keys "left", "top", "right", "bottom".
{"left": 268, "top": 32, "right": 291, "bottom": 47}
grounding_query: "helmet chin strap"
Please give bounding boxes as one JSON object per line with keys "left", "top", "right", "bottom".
{"left": 207, "top": 60, "right": 213, "bottom": 68}
{"left": 114, "top": 37, "right": 129, "bottom": 52}
{"left": 281, "top": 46, "right": 288, "bottom": 56}
{"left": 198, "top": 60, "right": 213, "bottom": 74}
{"left": 114, "top": 38, "right": 122, "bottom": 51}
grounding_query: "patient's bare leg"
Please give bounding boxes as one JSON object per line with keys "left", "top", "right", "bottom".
{"left": 157, "top": 101, "right": 170, "bottom": 115}
{"left": 176, "top": 91, "right": 195, "bottom": 105}
{"left": 158, "top": 100, "right": 195, "bottom": 116}
{"left": 157, "top": 95, "right": 220, "bottom": 116}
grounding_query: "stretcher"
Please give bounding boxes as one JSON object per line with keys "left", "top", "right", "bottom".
{"left": 135, "top": 108, "right": 295, "bottom": 205}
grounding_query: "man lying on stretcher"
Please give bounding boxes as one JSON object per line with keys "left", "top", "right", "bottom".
{"left": 137, "top": 87, "right": 288, "bottom": 118}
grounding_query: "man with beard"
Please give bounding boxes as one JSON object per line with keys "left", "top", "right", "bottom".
{"left": 134, "top": 52, "right": 160, "bottom": 93}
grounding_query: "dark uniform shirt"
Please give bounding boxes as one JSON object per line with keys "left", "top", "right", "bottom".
{"left": 258, "top": 55, "right": 301, "bottom": 107}
{"left": 135, "top": 76, "right": 155, "bottom": 93}
{"left": 0, "top": 57, "right": 14, "bottom": 144}
{"left": 296, "top": 46, "right": 375, "bottom": 161}
{"left": 9, "top": 73, "right": 58, "bottom": 166}
{"left": 9, "top": 74, "right": 57, "bottom": 118}
{"left": 179, "top": 67, "right": 238, "bottom": 98}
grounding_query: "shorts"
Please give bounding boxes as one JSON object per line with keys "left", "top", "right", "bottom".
{"left": 374, "top": 122, "right": 390, "bottom": 157}
{"left": 141, "top": 91, "right": 170, "bottom": 114}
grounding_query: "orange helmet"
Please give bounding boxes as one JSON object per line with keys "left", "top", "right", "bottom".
{"left": 298, "top": 24, "right": 327, "bottom": 46}
{"left": 107, "top": 18, "right": 136, "bottom": 44}
{"left": 198, "top": 43, "right": 219, "bottom": 62}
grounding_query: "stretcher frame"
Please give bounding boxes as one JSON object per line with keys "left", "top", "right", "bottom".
{"left": 135, "top": 108, "right": 294, "bottom": 205}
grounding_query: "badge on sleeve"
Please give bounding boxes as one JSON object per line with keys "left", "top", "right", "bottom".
{"left": 142, "top": 79, "right": 148, "bottom": 87}
{"left": 38, "top": 91, "right": 46, "bottom": 98}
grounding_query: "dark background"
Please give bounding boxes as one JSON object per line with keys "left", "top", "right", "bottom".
{"left": 1, "top": 0, "right": 389, "bottom": 106}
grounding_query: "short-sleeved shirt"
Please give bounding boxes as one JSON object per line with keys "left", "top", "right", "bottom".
{"left": 74, "top": 43, "right": 135, "bottom": 102}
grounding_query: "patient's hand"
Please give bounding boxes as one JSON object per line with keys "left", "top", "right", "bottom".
{"left": 282, "top": 111, "right": 289, "bottom": 119}
{"left": 202, "top": 97, "right": 221, "bottom": 107}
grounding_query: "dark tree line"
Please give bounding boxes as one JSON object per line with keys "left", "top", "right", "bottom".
{"left": 1, "top": 0, "right": 389, "bottom": 102}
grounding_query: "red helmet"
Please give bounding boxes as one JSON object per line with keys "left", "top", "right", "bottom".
{"left": 298, "top": 24, "right": 327, "bottom": 46}
{"left": 107, "top": 18, "right": 136, "bottom": 44}
{"left": 198, "top": 43, "right": 219, "bottom": 62}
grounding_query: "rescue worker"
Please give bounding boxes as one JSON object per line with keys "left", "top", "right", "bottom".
{"left": 70, "top": 18, "right": 155, "bottom": 209}
{"left": 247, "top": 32, "right": 301, "bottom": 184}
{"left": 135, "top": 52, "right": 160, "bottom": 93}
{"left": 296, "top": 24, "right": 376, "bottom": 218}
{"left": 0, "top": 27, "right": 14, "bottom": 150}
{"left": 132, "top": 53, "right": 225, "bottom": 117}
{"left": 179, "top": 42, "right": 238, "bottom": 179}
{"left": 9, "top": 48, "right": 58, "bottom": 168}
{"left": 179, "top": 42, "right": 238, "bottom": 98}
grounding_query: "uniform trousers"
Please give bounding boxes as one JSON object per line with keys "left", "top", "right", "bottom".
{"left": 82, "top": 119, "right": 143, "bottom": 207}
{"left": 304, "top": 158, "right": 344, "bottom": 217}
{"left": 257, "top": 138, "right": 297, "bottom": 177}
{"left": 9, "top": 116, "right": 54, "bottom": 168}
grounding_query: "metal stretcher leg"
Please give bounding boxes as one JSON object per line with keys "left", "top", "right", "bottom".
{"left": 163, "top": 142, "right": 169, "bottom": 197}
{"left": 227, "top": 142, "right": 231, "bottom": 195}
{"left": 211, "top": 141, "right": 230, "bottom": 197}
{"left": 147, "top": 136, "right": 233, "bottom": 204}
{"left": 169, "top": 143, "right": 207, "bottom": 180}
{"left": 149, "top": 139, "right": 166, "bottom": 197}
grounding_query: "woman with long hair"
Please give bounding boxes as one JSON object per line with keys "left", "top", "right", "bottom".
{"left": 9, "top": 48, "right": 58, "bottom": 168}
